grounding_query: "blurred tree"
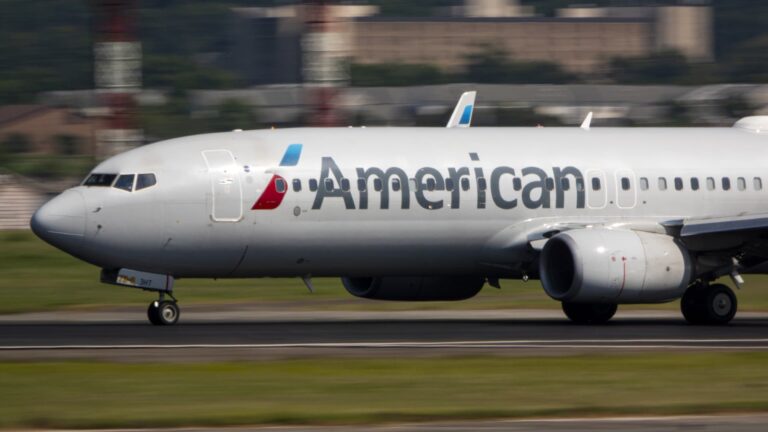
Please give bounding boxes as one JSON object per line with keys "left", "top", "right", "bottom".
{"left": 54, "top": 134, "right": 80, "bottom": 156}
{"left": 463, "top": 46, "right": 575, "bottom": 84}
{"left": 350, "top": 63, "right": 446, "bottom": 87}
{"left": 210, "top": 99, "right": 258, "bottom": 132}
{"left": 2, "top": 133, "right": 32, "bottom": 154}
{"left": 609, "top": 51, "right": 693, "bottom": 84}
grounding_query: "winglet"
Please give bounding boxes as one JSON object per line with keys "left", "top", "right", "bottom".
{"left": 447, "top": 91, "right": 476, "bottom": 128}
{"left": 580, "top": 112, "right": 593, "bottom": 130}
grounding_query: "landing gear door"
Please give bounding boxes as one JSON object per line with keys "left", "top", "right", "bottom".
{"left": 202, "top": 150, "right": 243, "bottom": 222}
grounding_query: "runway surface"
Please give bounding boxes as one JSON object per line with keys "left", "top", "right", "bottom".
{"left": 41, "top": 414, "right": 768, "bottom": 432}
{"left": 1, "top": 309, "right": 767, "bottom": 359}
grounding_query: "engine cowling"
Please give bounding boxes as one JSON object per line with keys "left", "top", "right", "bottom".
{"left": 539, "top": 229, "right": 693, "bottom": 304}
{"left": 342, "top": 276, "right": 485, "bottom": 301}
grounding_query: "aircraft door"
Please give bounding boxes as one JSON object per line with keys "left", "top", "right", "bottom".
{"left": 202, "top": 150, "right": 243, "bottom": 222}
{"left": 586, "top": 170, "right": 607, "bottom": 209}
{"left": 615, "top": 170, "right": 637, "bottom": 209}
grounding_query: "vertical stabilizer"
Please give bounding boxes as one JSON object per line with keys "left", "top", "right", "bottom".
{"left": 447, "top": 91, "right": 477, "bottom": 128}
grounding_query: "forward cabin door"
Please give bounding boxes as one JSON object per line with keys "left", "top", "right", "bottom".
{"left": 202, "top": 150, "right": 243, "bottom": 222}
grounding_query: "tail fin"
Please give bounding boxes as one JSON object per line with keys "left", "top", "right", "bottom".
{"left": 446, "top": 91, "right": 476, "bottom": 128}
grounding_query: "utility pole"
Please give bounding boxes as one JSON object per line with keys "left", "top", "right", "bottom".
{"left": 303, "top": 0, "right": 347, "bottom": 126}
{"left": 93, "top": 0, "right": 142, "bottom": 157}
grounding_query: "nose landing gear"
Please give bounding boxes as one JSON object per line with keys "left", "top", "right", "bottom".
{"left": 147, "top": 292, "right": 180, "bottom": 326}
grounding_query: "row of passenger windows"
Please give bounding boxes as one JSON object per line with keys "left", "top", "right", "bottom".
{"left": 83, "top": 173, "right": 157, "bottom": 192}
{"left": 281, "top": 177, "right": 479, "bottom": 193}
{"left": 280, "top": 176, "right": 766, "bottom": 194}
{"left": 635, "top": 176, "right": 762, "bottom": 192}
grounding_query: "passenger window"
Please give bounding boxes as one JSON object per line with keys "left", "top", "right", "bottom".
{"left": 444, "top": 178, "right": 453, "bottom": 191}
{"left": 373, "top": 178, "right": 383, "bottom": 192}
{"left": 706, "top": 177, "right": 715, "bottom": 191}
{"left": 639, "top": 177, "right": 649, "bottom": 191}
{"left": 674, "top": 177, "right": 683, "bottom": 191}
{"left": 292, "top": 179, "right": 302, "bottom": 192}
{"left": 722, "top": 177, "right": 731, "bottom": 191}
{"left": 737, "top": 177, "right": 746, "bottom": 191}
{"left": 754, "top": 177, "right": 763, "bottom": 191}
{"left": 546, "top": 178, "right": 555, "bottom": 191}
{"left": 393, "top": 178, "right": 402, "bottom": 192}
{"left": 477, "top": 177, "right": 487, "bottom": 190}
{"left": 621, "top": 177, "right": 630, "bottom": 191}
{"left": 426, "top": 178, "right": 436, "bottom": 191}
{"left": 114, "top": 174, "right": 135, "bottom": 192}
{"left": 136, "top": 174, "right": 156, "bottom": 191}
{"left": 658, "top": 177, "right": 667, "bottom": 191}
{"left": 690, "top": 177, "right": 699, "bottom": 191}
{"left": 591, "top": 177, "right": 601, "bottom": 191}
{"left": 275, "top": 178, "right": 287, "bottom": 193}
{"left": 576, "top": 178, "right": 584, "bottom": 192}
{"left": 561, "top": 178, "right": 570, "bottom": 191}
{"left": 309, "top": 179, "right": 318, "bottom": 192}
{"left": 341, "top": 178, "right": 351, "bottom": 192}
{"left": 461, "top": 178, "right": 470, "bottom": 191}
{"left": 324, "top": 178, "right": 334, "bottom": 192}
{"left": 357, "top": 179, "right": 366, "bottom": 191}
{"left": 84, "top": 173, "right": 117, "bottom": 187}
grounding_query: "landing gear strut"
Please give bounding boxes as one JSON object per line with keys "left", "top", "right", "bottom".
{"left": 147, "top": 292, "right": 180, "bottom": 326}
{"left": 562, "top": 302, "right": 618, "bottom": 324}
{"left": 681, "top": 282, "right": 737, "bottom": 325}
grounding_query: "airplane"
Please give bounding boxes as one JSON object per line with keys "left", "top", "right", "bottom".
{"left": 29, "top": 93, "right": 768, "bottom": 326}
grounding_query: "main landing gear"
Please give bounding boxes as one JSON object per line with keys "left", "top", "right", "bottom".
{"left": 147, "top": 292, "right": 180, "bottom": 326}
{"left": 681, "top": 282, "right": 737, "bottom": 325}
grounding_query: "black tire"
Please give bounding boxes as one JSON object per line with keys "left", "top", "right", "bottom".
{"left": 562, "top": 302, "right": 618, "bottom": 324}
{"left": 680, "top": 286, "right": 707, "bottom": 325}
{"left": 147, "top": 302, "right": 161, "bottom": 326}
{"left": 703, "top": 283, "right": 737, "bottom": 325}
{"left": 156, "top": 301, "right": 180, "bottom": 326}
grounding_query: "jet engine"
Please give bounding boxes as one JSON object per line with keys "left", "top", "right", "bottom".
{"left": 539, "top": 229, "right": 693, "bottom": 303}
{"left": 342, "top": 276, "right": 485, "bottom": 301}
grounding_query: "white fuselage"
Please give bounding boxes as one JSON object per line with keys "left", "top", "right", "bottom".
{"left": 31, "top": 127, "right": 768, "bottom": 279}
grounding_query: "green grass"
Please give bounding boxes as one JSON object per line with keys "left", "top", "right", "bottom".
{"left": 3, "top": 230, "right": 768, "bottom": 313}
{"left": 1, "top": 354, "right": 768, "bottom": 428}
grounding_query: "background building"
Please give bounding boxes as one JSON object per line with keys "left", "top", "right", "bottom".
{"left": 222, "top": 1, "right": 713, "bottom": 83}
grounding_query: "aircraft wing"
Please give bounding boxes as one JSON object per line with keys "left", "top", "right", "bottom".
{"left": 446, "top": 91, "right": 476, "bottom": 128}
{"left": 678, "top": 214, "right": 768, "bottom": 237}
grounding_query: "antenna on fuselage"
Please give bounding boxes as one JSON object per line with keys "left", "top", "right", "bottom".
{"left": 580, "top": 112, "right": 593, "bottom": 130}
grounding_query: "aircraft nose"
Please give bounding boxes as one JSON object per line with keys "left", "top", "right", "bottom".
{"left": 30, "top": 189, "right": 86, "bottom": 252}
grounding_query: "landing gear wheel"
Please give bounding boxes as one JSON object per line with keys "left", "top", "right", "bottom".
{"left": 681, "top": 285, "right": 707, "bottom": 324}
{"left": 147, "top": 301, "right": 180, "bottom": 326}
{"left": 562, "top": 302, "right": 618, "bottom": 324}
{"left": 681, "top": 283, "right": 737, "bottom": 325}
{"left": 704, "top": 283, "right": 737, "bottom": 325}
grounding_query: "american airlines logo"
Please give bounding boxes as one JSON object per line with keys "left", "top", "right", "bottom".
{"left": 253, "top": 145, "right": 587, "bottom": 211}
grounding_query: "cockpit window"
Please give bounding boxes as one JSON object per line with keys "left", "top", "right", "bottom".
{"left": 114, "top": 174, "right": 135, "bottom": 192}
{"left": 136, "top": 173, "right": 157, "bottom": 191}
{"left": 83, "top": 173, "right": 117, "bottom": 187}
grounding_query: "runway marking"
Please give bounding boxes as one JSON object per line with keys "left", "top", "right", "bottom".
{"left": 2, "top": 339, "right": 768, "bottom": 350}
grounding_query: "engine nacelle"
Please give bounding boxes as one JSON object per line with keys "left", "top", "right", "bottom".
{"left": 342, "top": 276, "right": 485, "bottom": 301}
{"left": 539, "top": 229, "right": 693, "bottom": 304}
